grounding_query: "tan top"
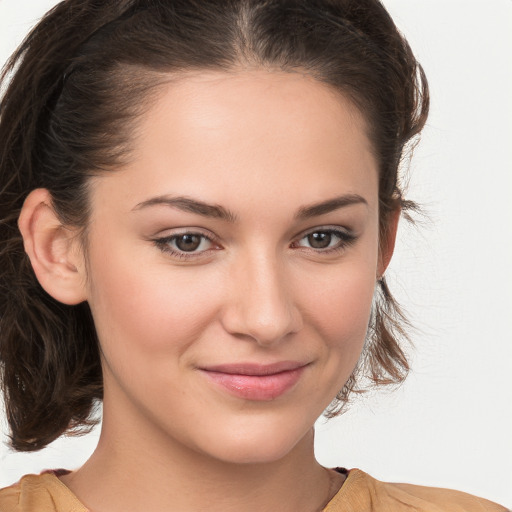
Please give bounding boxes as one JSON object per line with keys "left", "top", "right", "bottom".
{"left": 0, "top": 469, "right": 508, "bottom": 512}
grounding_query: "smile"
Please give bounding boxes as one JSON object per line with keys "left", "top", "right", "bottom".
{"left": 199, "top": 362, "right": 308, "bottom": 401}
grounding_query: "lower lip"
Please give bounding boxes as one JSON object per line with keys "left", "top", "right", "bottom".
{"left": 201, "top": 367, "right": 305, "bottom": 401}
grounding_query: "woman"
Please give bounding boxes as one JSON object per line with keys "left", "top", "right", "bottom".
{"left": 0, "top": 1, "right": 508, "bottom": 511}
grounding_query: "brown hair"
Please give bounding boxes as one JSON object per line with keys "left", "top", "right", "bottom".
{"left": 0, "top": 0, "right": 429, "bottom": 451}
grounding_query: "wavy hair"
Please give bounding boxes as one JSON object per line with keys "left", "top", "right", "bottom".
{"left": 0, "top": 0, "right": 429, "bottom": 451}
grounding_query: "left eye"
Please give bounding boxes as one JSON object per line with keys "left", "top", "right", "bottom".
{"left": 296, "top": 229, "right": 353, "bottom": 251}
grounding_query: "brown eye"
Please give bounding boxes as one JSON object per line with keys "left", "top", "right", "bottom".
{"left": 154, "top": 232, "right": 215, "bottom": 258}
{"left": 307, "top": 232, "right": 332, "bottom": 249}
{"left": 295, "top": 228, "right": 356, "bottom": 253}
{"left": 175, "top": 234, "right": 202, "bottom": 252}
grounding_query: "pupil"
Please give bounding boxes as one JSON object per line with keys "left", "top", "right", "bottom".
{"left": 176, "top": 234, "right": 201, "bottom": 252}
{"left": 308, "top": 232, "right": 331, "bottom": 249}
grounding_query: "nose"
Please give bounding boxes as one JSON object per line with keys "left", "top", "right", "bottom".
{"left": 221, "top": 252, "right": 303, "bottom": 347}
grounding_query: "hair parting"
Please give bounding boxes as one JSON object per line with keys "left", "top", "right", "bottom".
{"left": 0, "top": 0, "right": 429, "bottom": 451}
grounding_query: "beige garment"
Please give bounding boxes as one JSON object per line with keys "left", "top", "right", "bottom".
{"left": 0, "top": 468, "right": 508, "bottom": 512}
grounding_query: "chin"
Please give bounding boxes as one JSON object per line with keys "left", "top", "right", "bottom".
{"left": 193, "top": 416, "right": 314, "bottom": 466}
{"left": 206, "top": 442, "right": 299, "bottom": 466}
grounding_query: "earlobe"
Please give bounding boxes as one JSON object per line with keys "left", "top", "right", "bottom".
{"left": 377, "top": 207, "right": 401, "bottom": 278}
{"left": 18, "top": 188, "right": 87, "bottom": 305}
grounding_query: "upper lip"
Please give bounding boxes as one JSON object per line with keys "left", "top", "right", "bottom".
{"left": 200, "top": 361, "right": 308, "bottom": 376}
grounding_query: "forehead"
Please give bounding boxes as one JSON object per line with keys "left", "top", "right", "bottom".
{"left": 91, "top": 69, "right": 378, "bottom": 216}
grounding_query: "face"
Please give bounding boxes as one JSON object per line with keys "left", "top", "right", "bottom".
{"left": 81, "top": 69, "right": 384, "bottom": 464}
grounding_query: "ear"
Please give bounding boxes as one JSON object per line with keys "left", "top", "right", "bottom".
{"left": 18, "top": 188, "right": 87, "bottom": 305}
{"left": 377, "top": 207, "right": 400, "bottom": 278}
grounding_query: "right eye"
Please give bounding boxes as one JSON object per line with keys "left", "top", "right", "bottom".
{"left": 153, "top": 231, "right": 218, "bottom": 260}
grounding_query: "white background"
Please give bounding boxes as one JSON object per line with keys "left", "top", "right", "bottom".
{"left": 1, "top": 0, "right": 511, "bottom": 508}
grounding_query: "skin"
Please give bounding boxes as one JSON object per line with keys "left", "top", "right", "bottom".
{"left": 20, "top": 69, "right": 397, "bottom": 512}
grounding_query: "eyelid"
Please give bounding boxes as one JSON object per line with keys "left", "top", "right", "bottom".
{"left": 293, "top": 224, "right": 355, "bottom": 242}
{"left": 152, "top": 224, "right": 357, "bottom": 261}
{"left": 291, "top": 225, "right": 357, "bottom": 253}
{"left": 153, "top": 226, "right": 219, "bottom": 240}
{"left": 152, "top": 228, "right": 221, "bottom": 260}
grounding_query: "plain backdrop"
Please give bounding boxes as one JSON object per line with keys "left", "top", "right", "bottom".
{"left": 0, "top": 0, "right": 511, "bottom": 508}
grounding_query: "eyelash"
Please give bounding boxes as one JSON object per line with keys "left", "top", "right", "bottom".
{"left": 153, "top": 227, "right": 356, "bottom": 261}
{"left": 153, "top": 231, "right": 219, "bottom": 261}
{"left": 291, "top": 228, "right": 357, "bottom": 254}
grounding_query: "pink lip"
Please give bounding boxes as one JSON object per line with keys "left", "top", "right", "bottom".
{"left": 199, "top": 361, "right": 308, "bottom": 401}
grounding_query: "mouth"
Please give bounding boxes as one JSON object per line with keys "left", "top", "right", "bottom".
{"left": 198, "top": 361, "right": 308, "bottom": 401}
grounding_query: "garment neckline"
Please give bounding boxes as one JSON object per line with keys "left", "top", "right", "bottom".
{"left": 43, "top": 467, "right": 363, "bottom": 511}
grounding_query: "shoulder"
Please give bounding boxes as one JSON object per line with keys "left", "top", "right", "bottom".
{"left": 0, "top": 479, "right": 19, "bottom": 512}
{"left": 325, "top": 468, "right": 510, "bottom": 512}
{"left": 0, "top": 472, "right": 88, "bottom": 512}
{"left": 388, "top": 481, "right": 509, "bottom": 512}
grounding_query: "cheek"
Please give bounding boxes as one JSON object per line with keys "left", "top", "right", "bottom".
{"left": 299, "top": 253, "right": 378, "bottom": 385}
{"left": 303, "top": 245, "right": 377, "bottom": 341}
{"left": 319, "top": 270, "right": 374, "bottom": 341}
{"left": 85, "top": 242, "right": 222, "bottom": 365}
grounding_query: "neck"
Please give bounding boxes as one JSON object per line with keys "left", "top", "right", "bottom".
{"left": 61, "top": 406, "right": 341, "bottom": 512}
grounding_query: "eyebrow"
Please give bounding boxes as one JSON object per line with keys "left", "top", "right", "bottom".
{"left": 132, "top": 193, "right": 367, "bottom": 222}
{"left": 132, "top": 196, "right": 238, "bottom": 222}
{"left": 295, "top": 194, "right": 368, "bottom": 220}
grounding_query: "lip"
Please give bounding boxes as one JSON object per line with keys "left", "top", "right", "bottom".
{"left": 199, "top": 361, "right": 308, "bottom": 401}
